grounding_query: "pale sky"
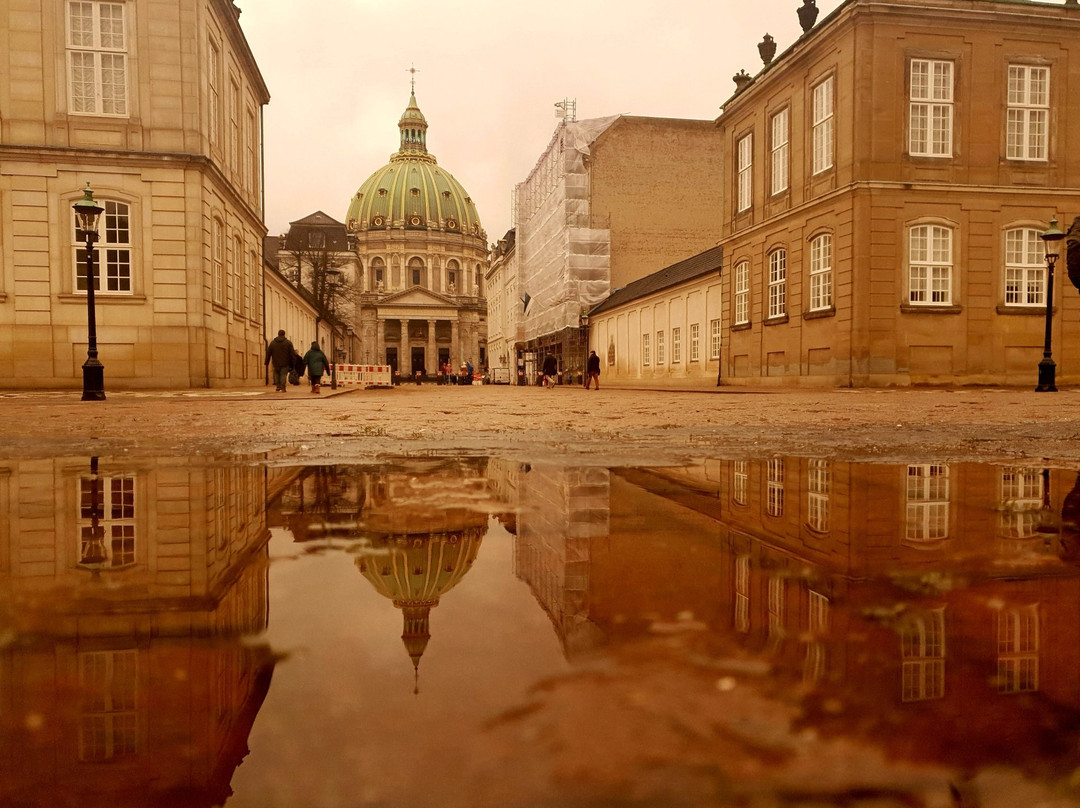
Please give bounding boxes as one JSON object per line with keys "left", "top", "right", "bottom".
{"left": 238, "top": 0, "right": 842, "bottom": 243}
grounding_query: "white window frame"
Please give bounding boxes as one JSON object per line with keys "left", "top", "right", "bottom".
{"left": 734, "top": 261, "right": 750, "bottom": 325}
{"left": 208, "top": 35, "right": 222, "bottom": 148}
{"left": 1004, "top": 227, "right": 1046, "bottom": 307}
{"left": 768, "top": 576, "right": 786, "bottom": 638}
{"left": 906, "top": 463, "right": 950, "bottom": 543}
{"left": 736, "top": 133, "right": 753, "bottom": 212}
{"left": 656, "top": 331, "right": 665, "bottom": 365}
{"left": 768, "top": 249, "right": 787, "bottom": 319}
{"left": 709, "top": 318, "right": 721, "bottom": 360}
{"left": 671, "top": 326, "right": 681, "bottom": 364}
{"left": 78, "top": 649, "right": 138, "bottom": 761}
{"left": 909, "top": 59, "right": 953, "bottom": 157}
{"left": 811, "top": 76, "right": 834, "bottom": 174}
{"left": 997, "top": 605, "right": 1039, "bottom": 693}
{"left": 1007, "top": 65, "right": 1049, "bottom": 161}
{"left": 734, "top": 555, "right": 750, "bottom": 633}
{"left": 901, "top": 609, "right": 945, "bottom": 701}
{"left": 690, "top": 323, "right": 700, "bottom": 362}
{"left": 641, "top": 333, "right": 651, "bottom": 366}
{"left": 999, "top": 467, "right": 1044, "bottom": 539}
{"left": 807, "top": 459, "right": 830, "bottom": 532}
{"left": 809, "top": 233, "right": 833, "bottom": 311}
{"left": 733, "top": 460, "right": 748, "bottom": 505}
{"left": 67, "top": 1, "right": 128, "bottom": 117}
{"left": 74, "top": 200, "right": 132, "bottom": 295}
{"left": 229, "top": 73, "right": 241, "bottom": 174}
{"left": 908, "top": 224, "right": 953, "bottom": 305}
{"left": 770, "top": 108, "right": 789, "bottom": 195}
{"left": 78, "top": 473, "right": 136, "bottom": 568}
{"left": 212, "top": 217, "right": 225, "bottom": 305}
{"left": 766, "top": 458, "right": 784, "bottom": 517}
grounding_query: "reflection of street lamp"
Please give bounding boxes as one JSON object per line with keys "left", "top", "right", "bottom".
{"left": 327, "top": 269, "right": 343, "bottom": 389}
{"left": 1036, "top": 219, "right": 1066, "bottom": 393}
{"left": 80, "top": 456, "right": 108, "bottom": 571}
{"left": 73, "top": 185, "right": 106, "bottom": 401}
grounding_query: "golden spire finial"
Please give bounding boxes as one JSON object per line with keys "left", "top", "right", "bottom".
{"left": 407, "top": 64, "right": 419, "bottom": 94}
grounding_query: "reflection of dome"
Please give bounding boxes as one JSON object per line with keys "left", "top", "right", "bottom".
{"left": 345, "top": 89, "right": 483, "bottom": 237}
{"left": 356, "top": 526, "right": 485, "bottom": 688}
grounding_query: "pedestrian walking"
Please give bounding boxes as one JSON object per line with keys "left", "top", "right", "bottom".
{"left": 303, "top": 341, "right": 331, "bottom": 394}
{"left": 585, "top": 350, "right": 601, "bottom": 390}
{"left": 265, "top": 329, "right": 296, "bottom": 392}
{"left": 542, "top": 354, "right": 558, "bottom": 388}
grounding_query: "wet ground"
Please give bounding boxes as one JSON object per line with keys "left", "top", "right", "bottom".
{"left": 3, "top": 386, "right": 1080, "bottom": 807}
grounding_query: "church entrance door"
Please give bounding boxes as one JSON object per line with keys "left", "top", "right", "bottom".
{"left": 411, "top": 347, "right": 426, "bottom": 378}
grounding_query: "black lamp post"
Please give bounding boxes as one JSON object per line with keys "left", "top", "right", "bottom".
{"left": 1036, "top": 218, "right": 1066, "bottom": 393}
{"left": 73, "top": 185, "right": 106, "bottom": 401}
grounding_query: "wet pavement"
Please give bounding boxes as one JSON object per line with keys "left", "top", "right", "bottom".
{"left": 3, "top": 452, "right": 1080, "bottom": 807}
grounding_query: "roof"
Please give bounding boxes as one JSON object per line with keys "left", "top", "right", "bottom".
{"left": 589, "top": 245, "right": 723, "bottom": 317}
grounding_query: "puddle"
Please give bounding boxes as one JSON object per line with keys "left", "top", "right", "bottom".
{"left": 2, "top": 455, "right": 1080, "bottom": 807}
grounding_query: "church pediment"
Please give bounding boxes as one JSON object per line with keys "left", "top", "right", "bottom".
{"left": 378, "top": 288, "right": 456, "bottom": 306}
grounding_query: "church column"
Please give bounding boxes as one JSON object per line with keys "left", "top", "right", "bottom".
{"left": 375, "top": 317, "right": 385, "bottom": 365}
{"left": 427, "top": 319, "right": 437, "bottom": 375}
{"left": 450, "top": 319, "right": 459, "bottom": 371}
{"left": 400, "top": 319, "right": 410, "bottom": 376}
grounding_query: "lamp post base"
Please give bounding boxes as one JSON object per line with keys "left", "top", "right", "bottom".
{"left": 1036, "top": 357, "right": 1057, "bottom": 393}
{"left": 82, "top": 358, "right": 106, "bottom": 401}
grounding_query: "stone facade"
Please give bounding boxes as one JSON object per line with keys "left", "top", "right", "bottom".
{"left": 485, "top": 229, "right": 521, "bottom": 382}
{"left": 0, "top": 0, "right": 269, "bottom": 389}
{"left": 717, "top": 0, "right": 1080, "bottom": 387}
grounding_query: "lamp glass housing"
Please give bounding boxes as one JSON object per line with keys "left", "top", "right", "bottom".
{"left": 1041, "top": 218, "right": 1065, "bottom": 259}
{"left": 72, "top": 185, "right": 104, "bottom": 235}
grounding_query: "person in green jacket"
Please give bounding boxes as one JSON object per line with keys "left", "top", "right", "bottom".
{"left": 303, "top": 341, "right": 331, "bottom": 394}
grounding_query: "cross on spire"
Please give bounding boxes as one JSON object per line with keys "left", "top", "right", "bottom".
{"left": 407, "top": 64, "right": 419, "bottom": 93}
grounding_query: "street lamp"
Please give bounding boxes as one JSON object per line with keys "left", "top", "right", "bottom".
{"left": 327, "top": 269, "right": 343, "bottom": 389}
{"left": 73, "top": 184, "right": 106, "bottom": 401}
{"left": 1036, "top": 218, "right": 1066, "bottom": 393}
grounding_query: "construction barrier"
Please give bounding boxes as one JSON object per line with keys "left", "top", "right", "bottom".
{"left": 332, "top": 364, "right": 393, "bottom": 388}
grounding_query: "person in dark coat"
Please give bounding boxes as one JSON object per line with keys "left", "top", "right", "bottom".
{"left": 585, "top": 350, "right": 601, "bottom": 390}
{"left": 542, "top": 353, "right": 558, "bottom": 388}
{"left": 265, "top": 330, "right": 296, "bottom": 392}
{"left": 303, "top": 341, "right": 331, "bottom": 394}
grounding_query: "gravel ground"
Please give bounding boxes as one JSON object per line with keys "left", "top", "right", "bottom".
{"left": 3, "top": 383, "right": 1080, "bottom": 466}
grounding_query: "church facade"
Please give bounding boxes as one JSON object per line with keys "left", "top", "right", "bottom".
{"left": 344, "top": 88, "right": 489, "bottom": 378}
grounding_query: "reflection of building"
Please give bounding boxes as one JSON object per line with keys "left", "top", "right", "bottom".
{"left": 714, "top": 0, "right": 1080, "bottom": 386}
{"left": 344, "top": 85, "right": 489, "bottom": 376}
{"left": 503, "top": 455, "right": 1080, "bottom": 775}
{"left": 0, "top": 456, "right": 275, "bottom": 806}
{"left": 270, "top": 459, "right": 491, "bottom": 685}
{"left": 0, "top": 0, "right": 270, "bottom": 389}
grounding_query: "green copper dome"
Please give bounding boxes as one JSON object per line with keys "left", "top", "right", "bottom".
{"left": 345, "top": 90, "right": 483, "bottom": 238}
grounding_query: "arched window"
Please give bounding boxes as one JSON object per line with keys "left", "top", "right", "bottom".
{"left": 446, "top": 259, "right": 459, "bottom": 292}
{"left": 768, "top": 249, "right": 787, "bottom": 318}
{"left": 370, "top": 257, "right": 385, "bottom": 290}
{"left": 809, "top": 234, "right": 833, "bottom": 311}
{"left": 409, "top": 257, "right": 424, "bottom": 288}
{"left": 1003, "top": 227, "right": 1045, "bottom": 307}
{"left": 75, "top": 199, "right": 132, "bottom": 295}
{"left": 908, "top": 224, "right": 953, "bottom": 305}
{"left": 211, "top": 216, "right": 225, "bottom": 304}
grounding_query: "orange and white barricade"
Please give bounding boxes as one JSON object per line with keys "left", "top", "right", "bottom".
{"left": 332, "top": 364, "right": 393, "bottom": 388}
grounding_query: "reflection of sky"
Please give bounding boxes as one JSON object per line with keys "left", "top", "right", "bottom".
{"left": 229, "top": 518, "right": 570, "bottom": 806}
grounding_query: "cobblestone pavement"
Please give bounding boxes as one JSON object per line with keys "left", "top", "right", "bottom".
{"left": 3, "top": 383, "right": 1080, "bottom": 466}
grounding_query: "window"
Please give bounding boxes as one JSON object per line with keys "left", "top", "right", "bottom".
{"left": 208, "top": 37, "right": 221, "bottom": 147}
{"left": 768, "top": 576, "right": 786, "bottom": 639}
{"left": 656, "top": 331, "right": 665, "bottom": 365}
{"left": 770, "top": 108, "right": 789, "bottom": 195}
{"left": 811, "top": 76, "right": 834, "bottom": 174}
{"left": 768, "top": 249, "right": 787, "bottom": 318}
{"left": 809, "top": 234, "right": 833, "bottom": 311}
{"left": 734, "top": 555, "right": 750, "bottom": 633}
{"left": 909, "top": 59, "right": 953, "bottom": 157}
{"left": 308, "top": 230, "right": 325, "bottom": 249}
{"left": 211, "top": 217, "right": 225, "bottom": 304}
{"left": 229, "top": 76, "right": 241, "bottom": 173}
{"left": 901, "top": 609, "right": 945, "bottom": 701}
{"left": 767, "top": 458, "right": 784, "bottom": 517}
{"left": 997, "top": 605, "right": 1039, "bottom": 693}
{"left": 371, "top": 257, "right": 385, "bottom": 288}
{"left": 804, "top": 590, "right": 829, "bottom": 683}
{"left": 642, "top": 333, "right": 651, "bottom": 366}
{"left": 736, "top": 133, "right": 753, "bottom": 212}
{"left": 79, "top": 650, "right": 137, "bottom": 761}
{"left": 807, "top": 459, "right": 830, "bottom": 532}
{"left": 908, "top": 224, "right": 952, "bottom": 305}
{"left": 690, "top": 323, "right": 700, "bottom": 362}
{"left": 671, "top": 327, "right": 682, "bottom": 364}
{"left": 1007, "top": 65, "right": 1049, "bottom": 161}
{"left": 1004, "top": 228, "right": 1046, "bottom": 306}
{"left": 409, "top": 258, "right": 424, "bottom": 287}
{"left": 999, "top": 467, "right": 1044, "bottom": 539}
{"left": 733, "top": 460, "right": 748, "bottom": 505}
{"left": 74, "top": 200, "right": 131, "bottom": 294}
{"left": 247, "top": 249, "right": 258, "bottom": 318}
{"left": 245, "top": 106, "right": 257, "bottom": 194}
{"left": 67, "top": 1, "right": 127, "bottom": 116}
{"left": 734, "top": 261, "right": 750, "bottom": 325}
{"left": 906, "top": 464, "right": 950, "bottom": 543}
{"left": 709, "top": 319, "right": 721, "bottom": 359}
{"left": 231, "top": 235, "right": 243, "bottom": 313}
{"left": 78, "top": 473, "right": 136, "bottom": 568}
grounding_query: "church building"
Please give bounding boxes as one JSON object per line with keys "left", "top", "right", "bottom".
{"left": 344, "top": 85, "right": 489, "bottom": 378}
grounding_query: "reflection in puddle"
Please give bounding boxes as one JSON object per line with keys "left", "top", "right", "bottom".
{"left": 1, "top": 455, "right": 1080, "bottom": 806}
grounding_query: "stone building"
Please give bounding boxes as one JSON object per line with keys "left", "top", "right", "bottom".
{"left": 485, "top": 228, "right": 520, "bottom": 382}
{"left": 716, "top": 0, "right": 1080, "bottom": 387}
{"left": 344, "top": 87, "right": 488, "bottom": 378}
{"left": 513, "top": 114, "right": 724, "bottom": 384}
{"left": 0, "top": 0, "right": 270, "bottom": 389}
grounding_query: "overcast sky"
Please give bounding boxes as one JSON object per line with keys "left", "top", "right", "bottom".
{"left": 238, "top": 0, "right": 842, "bottom": 243}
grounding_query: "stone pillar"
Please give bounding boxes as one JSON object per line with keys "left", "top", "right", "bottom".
{"left": 450, "top": 319, "right": 460, "bottom": 371}
{"left": 400, "top": 319, "right": 409, "bottom": 375}
{"left": 375, "top": 317, "right": 385, "bottom": 365}
{"left": 427, "top": 319, "right": 437, "bottom": 375}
